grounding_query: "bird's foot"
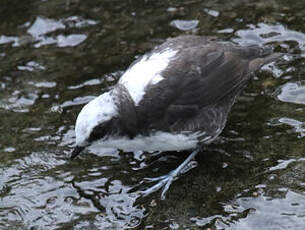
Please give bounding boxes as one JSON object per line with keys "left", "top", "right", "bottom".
{"left": 140, "top": 149, "right": 200, "bottom": 200}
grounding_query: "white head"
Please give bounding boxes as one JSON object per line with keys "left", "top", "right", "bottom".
{"left": 72, "top": 91, "right": 118, "bottom": 158}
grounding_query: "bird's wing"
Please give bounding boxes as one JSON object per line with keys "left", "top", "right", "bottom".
{"left": 135, "top": 42, "right": 273, "bottom": 131}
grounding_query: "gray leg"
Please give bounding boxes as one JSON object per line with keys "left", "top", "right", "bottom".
{"left": 140, "top": 148, "right": 200, "bottom": 200}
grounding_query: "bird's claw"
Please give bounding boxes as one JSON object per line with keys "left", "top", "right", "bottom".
{"left": 141, "top": 173, "right": 175, "bottom": 200}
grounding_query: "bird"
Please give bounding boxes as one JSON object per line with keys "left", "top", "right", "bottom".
{"left": 71, "top": 35, "right": 282, "bottom": 199}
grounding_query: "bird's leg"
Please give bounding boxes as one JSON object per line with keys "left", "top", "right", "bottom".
{"left": 140, "top": 148, "right": 200, "bottom": 200}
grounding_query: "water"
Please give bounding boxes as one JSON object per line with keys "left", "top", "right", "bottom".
{"left": 1, "top": 0, "right": 305, "bottom": 229}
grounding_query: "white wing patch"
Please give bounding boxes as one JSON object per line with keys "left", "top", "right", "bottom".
{"left": 119, "top": 48, "right": 177, "bottom": 105}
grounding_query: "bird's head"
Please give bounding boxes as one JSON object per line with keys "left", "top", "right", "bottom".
{"left": 71, "top": 91, "right": 118, "bottom": 159}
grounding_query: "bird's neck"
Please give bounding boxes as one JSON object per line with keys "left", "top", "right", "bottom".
{"left": 111, "top": 84, "right": 140, "bottom": 138}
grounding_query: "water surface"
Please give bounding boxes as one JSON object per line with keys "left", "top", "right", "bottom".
{"left": 1, "top": 0, "right": 305, "bottom": 229}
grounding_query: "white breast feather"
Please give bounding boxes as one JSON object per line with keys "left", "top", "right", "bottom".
{"left": 119, "top": 48, "right": 177, "bottom": 105}
{"left": 92, "top": 131, "right": 201, "bottom": 152}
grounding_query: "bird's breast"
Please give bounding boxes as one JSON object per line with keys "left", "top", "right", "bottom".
{"left": 91, "top": 131, "right": 202, "bottom": 152}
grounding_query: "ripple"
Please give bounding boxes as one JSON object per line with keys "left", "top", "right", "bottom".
{"left": 68, "top": 78, "right": 104, "bottom": 90}
{"left": 269, "top": 157, "right": 305, "bottom": 172}
{"left": 27, "top": 17, "right": 66, "bottom": 38}
{"left": 0, "top": 35, "right": 19, "bottom": 46}
{"left": 0, "top": 151, "right": 73, "bottom": 229}
{"left": 234, "top": 23, "right": 305, "bottom": 48}
{"left": 278, "top": 117, "right": 305, "bottom": 138}
{"left": 1, "top": 92, "right": 38, "bottom": 112}
{"left": 230, "top": 191, "right": 305, "bottom": 230}
{"left": 191, "top": 215, "right": 224, "bottom": 228}
{"left": 64, "top": 16, "right": 98, "bottom": 28}
{"left": 33, "top": 34, "right": 87, "bottom": 48}
{"left": 170, "top": 20, "right": 199, "bottom": 31}
{"left": 278, "top": 82, "right": 305, "bottom": 105}
{"left": 88, "top": 145, "right": 120, "bottom": 158}
{"left": 3, "top": 147, "right": 16, "bottom": 153}
{"left": 0, "top": 16, "right": 93, "bottom": 49}
{"left": 17, "top": 61, "right": 46, "bottom": 72}
{"left": 30, "top": 81, "right": 57, "bottom": 88}
{"left": 71, "top": 178, "right": 144, "bottom": 229}
{"left": 27, "top": 17, "right": 91, "bottom": 48}
{"left": 60, "top": 95, "right": 96, "bottom": 108}
{"left": 191, "top": 190, "right": 305, "bottom": 229}
{"left": 218, "top": 28, "right": 234, "bottom": 34}
{"left": 203, "top": 8, "right": 220, "bottom": 17}
{"left": 56, "top": 34, "right": 87, "bottom": 47}
{"left": 59, "top": 128, "right": 75, "bottom": 147}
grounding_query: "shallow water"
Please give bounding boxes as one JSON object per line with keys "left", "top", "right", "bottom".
{"left": 1, "top": 0, "right": 305, "bottom": 229}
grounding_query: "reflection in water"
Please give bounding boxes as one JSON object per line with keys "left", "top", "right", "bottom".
{"left": 1, "top": 0, "right": 305, "bottom": 229}
{"left": 18, "top": 61, "right": 46, "bottom": 72}
{"left": 27, "top": 17, "right": 66, "bottom": 38}
{"left": 170, "top": 19, "right": 199, "bottom": 31}
{"left": 278, "top": 82, "right": 305, "bottom": 105}
{"left": 1, "top": 16, "right": 95, "bottom": 48}
{"left": 268, "top": 157, "right": 305, "bottom": 172}
{"left": 230, "top": 191, "right": 305, "bottom": 229}
{"left": 203, "top": 8, "right": 220, "bottom": 17}
{"left": 278, "top": 117, "right": 305, "bottom": 138}
{"left": 0, "top": 35, "right": 19, "bottom": 46}
{"left": 234, "top": 23, "right": 305, "bottom": 48}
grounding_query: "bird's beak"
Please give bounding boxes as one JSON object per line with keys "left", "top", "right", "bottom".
{"left": 71, "top": 146, "right": 85, "bottom": 160}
